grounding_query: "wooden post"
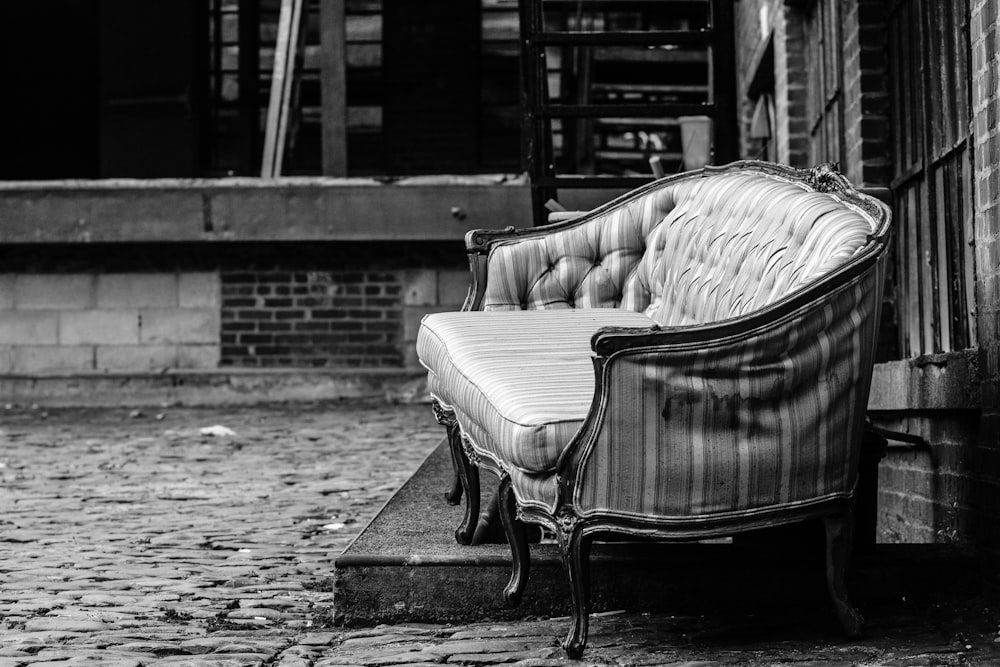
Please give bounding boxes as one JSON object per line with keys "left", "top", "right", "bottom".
{"left": 319, "top": 0, "right": 348, "bottom": 176}
{"left": 710, "top": 0, "right": 738, "bottom": 164}
{"left": 261, "top": 0, "right": 303, "bottom": 177}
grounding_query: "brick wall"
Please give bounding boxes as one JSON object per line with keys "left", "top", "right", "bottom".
{"left": 221, "top": 271, "right": 404, "bottom": 368}
{"left": 841, "top": 0, "right": 891, "bottom": 186}
{"left": 971, "top": 0, "right": 1000, "bottom": 587}
{"left": 0, "top": 273, "right": 220, "bottom": 373}
{"left": 871, "top": 413, "right": 978, "bottom": 547}
{"left": 0, "top": 242, "right": 469, "bottom": 376}
{"left": 733, "top": 0, "right": 994, "bottom": 562}
{"left": 736, "top": 0, "right": 891, "bottom": 177}
{"left": 733, "top": 0, "right": 808, "bottom": 166}
{"left": 219, "top": 267, "right": 468, "bottom": 368}
{"left": 839, "top": 0, "right": 898, "bottom": 360}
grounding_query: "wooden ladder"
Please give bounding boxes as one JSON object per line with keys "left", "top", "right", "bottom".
{"left": 517, "top": 0, "right": 738, "bottom": 225}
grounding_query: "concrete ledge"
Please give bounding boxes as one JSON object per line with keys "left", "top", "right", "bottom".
{"left": 869, "top": 350, "right": 980, "bottom": 412}
{"left": 0, "top": 175, "right": 531, "bottom": 243}
{"left": 0, "top": 368, "right": 428, "bottom": 407}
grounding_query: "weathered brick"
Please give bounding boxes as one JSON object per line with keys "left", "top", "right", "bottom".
{"left": 12, "top": 346, "right": 94, "bottom": 373}
{"left": 97, "top": 273, "right": 178, "bottom": 309}
{"left": 224, "top": 272, "right": 257, "bottom": 284}
{"left": 972, "top": 0, "right": 1000, "bottom": 563}
{"left": 15, "top": 274, "right": 94, "bottom": 310}
{"left": 141, "top": 309, "right": 219, "bottom": 345}
{"left": 238, "top": 311, "right": 273, "bottom": 320}
{"left": 179, "top": 272, "right": 220, "bottom": 308}
{"left": 239, "top": 334, "right": 273, "bottom": 345}
{"left": 0, "top": 312, "right": 59, "bottom": 344}
{"left": 96, "top": 345, "right": 177, "bottom": 371}
{"left": 60, "top": 310, "right": 140, "bottom": 345}
{"left": 313, "top": 310, "right": 346, "bottom": 320}
{"left": 366, "top": 297, "right": 399, "bottom": 309}
{"left": 295, "top": 321, "right": 332, "bottom": 332}
{"left": 259, "top": 322, "right": 293, "bottom": 332}
{"left": 222, "top": 322, "right": 255, "bottom": 334}
{"left": 329, "top": 321, "right": 364, "bottom": 332}
{"left": 256, "top": 345, "right": 291, "bottom": 356}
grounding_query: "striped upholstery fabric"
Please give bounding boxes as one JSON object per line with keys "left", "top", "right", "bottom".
{"left": 481, "top": 172, "right": 873, "bottom": 326}
{"left": 418, "top": 309, "right": 656, "bottom": 473}
{"left": 509, "top": 267, "right": 883, "bottom": 516}
{"left": 417, "top": 165, "right": 889, "bottom": 525}
{"left": 569, "top": 268, "right": 883, "bottom": 519}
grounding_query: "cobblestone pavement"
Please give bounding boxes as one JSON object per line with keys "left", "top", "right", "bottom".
{"left": 2, "top": 402, "right": 999, "bottom": 666}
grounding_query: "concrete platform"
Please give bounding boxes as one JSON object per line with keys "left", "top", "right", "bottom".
{"left": 334, "top": 441, "right": 982, "bottom": 627}
{"left": 0, "top": 367, "right": 427, "bottom": 407}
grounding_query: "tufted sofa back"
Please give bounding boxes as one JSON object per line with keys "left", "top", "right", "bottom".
{"left": 480, "top": 170, "right": 876, "bottom": 326}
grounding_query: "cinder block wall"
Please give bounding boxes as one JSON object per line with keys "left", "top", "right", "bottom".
{"left": 0, "top": 273, "right": 220, "bottom": 373}
{"left": 971, "top": 0, "right": 1000, "bottom": 587}
{"left": 0, "top": 242, "right": 469, "bottom": 375}
{"left": 0, "top": 267, "right": 469, "bottom": 374}
{"left": 401, "top": 269, "right": 470, "bottom": 368}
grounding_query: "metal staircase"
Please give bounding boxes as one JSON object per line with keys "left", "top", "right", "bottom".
{"left": 517, "top": 0, "right": 737, "bottom": 224}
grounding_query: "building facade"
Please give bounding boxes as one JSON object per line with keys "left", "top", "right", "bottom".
{"left": 734, "top": 0, "right": 999, "bottom": 586}
{"left": 0, "top": 0, "right": 998, "bottom": 585}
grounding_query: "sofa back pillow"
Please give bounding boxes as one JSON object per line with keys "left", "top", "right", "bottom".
{"left": 621, "top": 172, "right": 874, "bottom": 326}
{"left": 480, "top": 170, "right": 875, "bottom": 324}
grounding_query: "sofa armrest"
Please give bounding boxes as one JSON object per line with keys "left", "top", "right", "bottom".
{"left": 558, "top": 259, "right": 886, "bottom": 520}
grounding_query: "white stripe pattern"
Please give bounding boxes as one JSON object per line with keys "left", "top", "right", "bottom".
{"left": 416, "top": 167, "right": 888, "bottom": 522}
{"left": 418, "top": 309, "right": 656, "bottom": 473}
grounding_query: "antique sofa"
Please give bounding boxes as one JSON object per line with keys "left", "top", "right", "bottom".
{"left": 416, "top": 161, "right": 892, "bottom": 657}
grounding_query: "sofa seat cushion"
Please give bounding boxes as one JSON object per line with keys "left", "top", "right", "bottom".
{"left": 418, "top": 309, "right": 656, "bottom": 473}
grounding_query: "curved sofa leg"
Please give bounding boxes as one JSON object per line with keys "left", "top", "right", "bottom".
{"left": 472, "top": 489, "right": 509, "bottom": 544}
{"left": 444, "top": 429, "right": 464, "bottom": 505}
{"left": 432, "top": 401, "right": 463, "bottom": 505}
{"left": 498, "top": 476, "right": 530, "bottom": 606}
{"left": 824, "top": 512, "right": 864, "bottom": 637}
{"left": 558, "top": 519, "right": 591, "bottom": 659}
{"left": 453, "top": 431, "right": 480, "bottom": 546}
